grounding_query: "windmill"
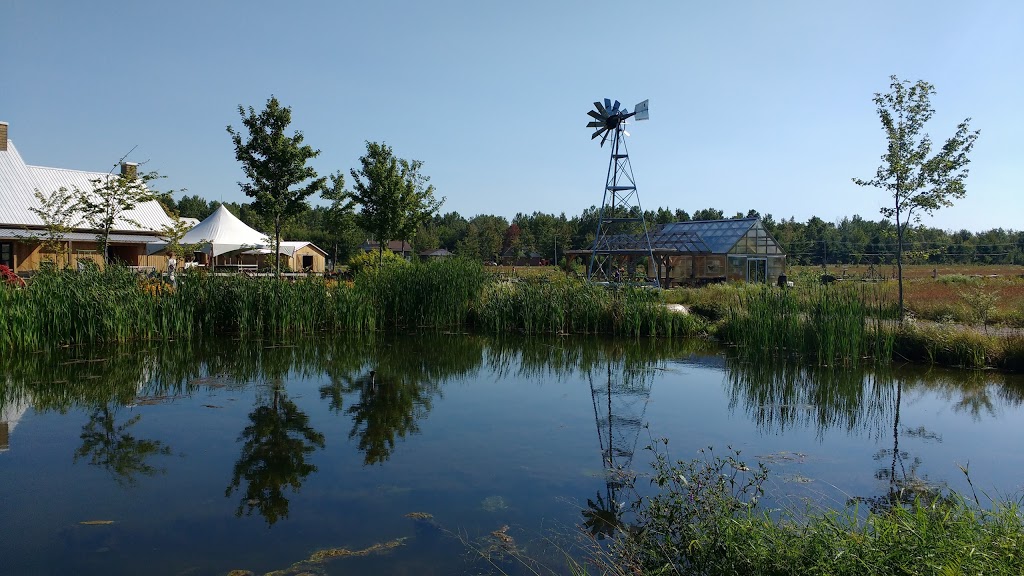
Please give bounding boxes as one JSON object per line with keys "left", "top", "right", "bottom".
{"left": 582, "top": 359, "right": 654, "bottom": 539}
{"left": 585, "top": 99, "right": 655, "bottom": 283}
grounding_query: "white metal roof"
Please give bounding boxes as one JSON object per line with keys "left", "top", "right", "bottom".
{"left": 279, "top": 241, "right": 326, "bottom": 256}
{"left": 0, "top": 228, "right": 165, "bottom": 243}
{"left": 0, "top": 140, "right": 177, "bottom": 232}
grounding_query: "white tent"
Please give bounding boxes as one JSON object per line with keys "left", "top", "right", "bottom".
{"left": 179, "top": 205, "right": 273, "bottom": 258}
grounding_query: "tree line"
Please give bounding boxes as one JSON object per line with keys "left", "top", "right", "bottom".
{"left": 160, "top": 192, "right": 1024, "bottom": 268}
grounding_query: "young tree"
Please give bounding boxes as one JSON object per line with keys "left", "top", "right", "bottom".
{"left": 77, "top": 170, "right": 162, "bottom": 264}
{"left": 227, "top": 96, "right": 325, "bottom": 276}
{"left": 30, "top": 187, "right": 81, "bottom": 268}
{"left": 320, "top": 171, "right": 358, "bottom": 269}
{"left": 348, "top": 141, "right": 444, "bottom": 265}
{"left": 158, "top": 215, "right": 204, "bottom": 264}
{"left": 853, "top": 76, "right": 980, "bottom": 320}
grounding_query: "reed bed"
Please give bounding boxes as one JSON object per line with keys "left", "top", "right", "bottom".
{"left": 1, "top": 259, "right": 709, "bottom": 351}
{"left": 719, "top": 283, "right": 895, "bottom": 366}
{"left": 474, "top": 278, "right": 706, "bottom": 337}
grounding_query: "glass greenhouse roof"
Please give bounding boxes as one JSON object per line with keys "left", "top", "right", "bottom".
{"left": 654, "top": 218, "right": 781, "bottom": 255}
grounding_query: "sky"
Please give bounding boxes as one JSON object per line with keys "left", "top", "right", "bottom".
{"left": 2, "top": 1, "right": 1021, "bottom": 232}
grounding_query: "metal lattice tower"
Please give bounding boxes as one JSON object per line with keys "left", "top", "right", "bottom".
{"left": 583, "top": 361, "right": 653, "bottom": 538}
{"left": 585, "top": 99, "right": 656, "bottom": 283}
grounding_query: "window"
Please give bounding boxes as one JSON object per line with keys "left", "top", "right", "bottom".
{"left": 0, "top": 242, "right": 13, "bottom": 269}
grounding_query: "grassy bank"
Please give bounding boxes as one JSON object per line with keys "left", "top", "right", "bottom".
{"left": 585, "top": 446, "right": 1024, "bottom": 576}
{"left": 667, "top": 281, "right": 1024, "bottom": 372}
{"left": 0, "top": 260, "right": 707, "bottom": 350}
{"left": 5, "top": 263, "right": 1022, "bottom": 372}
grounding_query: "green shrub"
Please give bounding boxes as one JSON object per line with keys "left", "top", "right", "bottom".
{"left": 606, "top": 446, "right": 1024, "bottom": 576}
{"left": 347, "top": 248, "right": 409, "bottom": 275}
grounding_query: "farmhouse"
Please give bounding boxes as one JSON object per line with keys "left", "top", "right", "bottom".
{"left": 0, "top": 122, "right": 177, "bottom": 274}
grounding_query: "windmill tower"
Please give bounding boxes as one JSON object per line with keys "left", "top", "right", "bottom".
{"left": 582, "top": 360, "right": 654, "bottom": 538}
{"left": 585, "top": 99, "right": 655, "bottom": 283}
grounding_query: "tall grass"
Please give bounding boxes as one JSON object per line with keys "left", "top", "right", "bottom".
{"left": 474, "top": 279, "right": 707, "bottom": 337}
{"left": 719, "top": 283, "right": 895, "bottom": 366}
{"left": 1, "top": 259, "right": 709, "bottom": 351}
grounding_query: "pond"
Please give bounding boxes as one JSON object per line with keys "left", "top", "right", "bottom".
{"left": 2, "top": 335, "right": 1024, "bottom": 575}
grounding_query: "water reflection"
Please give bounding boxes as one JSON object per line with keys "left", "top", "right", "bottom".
{"left": 4, "top": 337, "right": 1024, "bottom": 525}
{"left": 74, "top": 404, "right": 172, "bottom": 487}
{"left": 317, "top": 337, "right": 485, "bottom": 465}
{"left": 582, "top": 351, "right": 660, "bottom": 539}
{"left": 225, "top": 384, "right": 325, "bottom": 525}
{"left": 724, "top": 358, "right": 897, "bottom": 440}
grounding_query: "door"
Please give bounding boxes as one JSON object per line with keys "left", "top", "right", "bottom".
{"left": 746, "top": 258, "right": 768, "bottom": 283}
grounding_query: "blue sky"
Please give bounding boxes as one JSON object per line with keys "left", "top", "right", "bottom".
{"left": 3, "top": 1, "right": 1021, "bottom": 232}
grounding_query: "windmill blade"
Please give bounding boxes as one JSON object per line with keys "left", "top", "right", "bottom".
{"left": 587, "top": 121, "right": 604, "bottom": 128}
{"left": 600, "top": 130, "right": 610, "bottom": 147}
{"left": 592, "top": 127, "right": 607, "bottom": 140}
{"left": 612, "top": 100, "right": 621, "bottom": 113}
{"left": 604, "top": 98, "right": 612, "bottom": 111}
{"left": 634, "top": 99, "right": 649, "bottom": 121}
{"left": 587, "top": 110, "right": 604, "bottom": 121}
{"left": 594, "top": 101, "right": 606, "bottom": 115}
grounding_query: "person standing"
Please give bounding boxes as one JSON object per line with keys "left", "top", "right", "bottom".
{"left": 167, "top": 252, "right": 177, "bottom": 286}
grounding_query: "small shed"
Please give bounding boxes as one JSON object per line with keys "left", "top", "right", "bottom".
{"left": 280, "top": 241, "right": 326, "bottom": 272}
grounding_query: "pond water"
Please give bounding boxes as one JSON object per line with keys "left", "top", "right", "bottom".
{"left": 2, "top": 335, "right": 1024, "bottom": 575}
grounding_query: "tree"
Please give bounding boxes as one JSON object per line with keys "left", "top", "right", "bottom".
{"left": 227, "top": 96, "right": 325, "bottom": 276}
{"left": 692, "top": 208, "right": 724, "bottom": 221}
{"left": 176, "top": 194, "right": 213, "bottom": 220}
{"left": 30, "top": 187, "right": 80, "bottom": 268}
{"left": 158, "top": 214, "right": 204, "bottom": 264}
{"left": 320, "top": 171, "right": 359, "bottom": 269}
{"left": 349, "top": 141, "right": 444, "bottom": 265}
{"left": 76, "top": 169, "right": 162, "bottom": 264}
{"left": 854, "top": 76, "right": 979, "bottom": 320}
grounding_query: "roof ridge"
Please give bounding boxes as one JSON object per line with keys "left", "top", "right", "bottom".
{"left": 27, "top": 164, "right": 114, "bottom": 177}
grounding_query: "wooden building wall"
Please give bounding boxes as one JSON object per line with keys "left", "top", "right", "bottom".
{"left": 289, "top": 245, "right": 325, "bottom": 273}
{"left": 10, "top": 240, "right": 168, "bottom": 273}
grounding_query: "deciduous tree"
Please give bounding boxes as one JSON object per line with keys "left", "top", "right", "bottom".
{"left": 854, "top": 76, "right": 979, "bottom": 320}
{"left": 227, "top": 96, "right": 325, "bottom": 276}
{"left": 30, "top": 187, "right": 80, "bottom": 267}
{"left": 348, "top": 141, "right": 444, "bottom": 265}
{"left": 76, "top": 169, "right": 163, "bottom": 264}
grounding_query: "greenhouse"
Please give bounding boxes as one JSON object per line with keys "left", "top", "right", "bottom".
{"left": 650, "top": 217, "right": 786, "bottom": 285}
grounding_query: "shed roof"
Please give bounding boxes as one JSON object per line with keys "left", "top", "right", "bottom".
{"left": 0, "top": 140, "right": 177, "bottom": 232}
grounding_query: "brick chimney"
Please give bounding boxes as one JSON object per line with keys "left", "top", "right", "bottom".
{"left": 120, "top": 161, "right": 138, "bottom": 179}
{"left": 0, "top": 122, "right": 8, "bottom": 152}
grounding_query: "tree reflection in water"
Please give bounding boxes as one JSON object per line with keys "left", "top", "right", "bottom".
{"left": 226, "top": 384, "right": 325, "bottom": 525}
{"left": 74, "top": 404, "right": 172, "bottom": 487}
{"left": 319, "top": 368, "right": 421, "bottom": 466}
